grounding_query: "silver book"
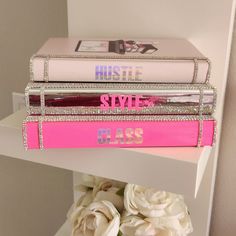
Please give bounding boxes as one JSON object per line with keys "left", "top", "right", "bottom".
{"left": 25, "top": 82, "right": 216, "bottom": 115}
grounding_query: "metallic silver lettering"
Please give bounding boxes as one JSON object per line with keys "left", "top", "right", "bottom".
{"left": 135, "top": 128, "right": 143, "bottom": 144}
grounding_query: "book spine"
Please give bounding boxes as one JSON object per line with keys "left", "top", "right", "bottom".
{"left": 26, "top": 92, "right": 214, "bottom": 116}
{"left": 23, "top": 116, "right": 215, "bottom": 149}
{"left": 30, "top": 56, "right": 211, "bottom": 83}
{"left": 25, "top": 83, "right": 216, "bottom": 116}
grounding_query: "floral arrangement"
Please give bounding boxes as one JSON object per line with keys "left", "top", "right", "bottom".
{"left": 68, "top": 174, "right": 193, "bottom": 236}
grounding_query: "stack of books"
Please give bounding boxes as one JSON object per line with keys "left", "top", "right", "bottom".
{"left": 23, "top": 39, "right": 216, "bottom": 149}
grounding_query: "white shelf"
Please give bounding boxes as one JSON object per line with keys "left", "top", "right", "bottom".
{"left": 67, "top": 1, "right": 236, "bottom": 234}
{"left": 0, "top": 109, "right": 211, "bottom": 198}
{"left": 54, "top": 220, "right": 70, "bottom": 236}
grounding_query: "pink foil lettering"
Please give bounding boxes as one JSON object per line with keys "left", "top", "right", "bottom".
{"left": 100, "top": 94, "right": 142, "bottom": 111}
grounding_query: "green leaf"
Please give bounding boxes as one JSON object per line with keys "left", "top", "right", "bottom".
{"left": 118, "top": 230, "right": 123, "bottom": 236}
{"left": 116, "top": 188, "right": 125, "bottom": 196}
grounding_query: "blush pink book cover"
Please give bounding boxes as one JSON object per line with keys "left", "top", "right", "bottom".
{"left": 31, "top": 38, "right": 210, "bottom": 83}
{"left": 23, "top": 118, "right": 215, "bottom": 149}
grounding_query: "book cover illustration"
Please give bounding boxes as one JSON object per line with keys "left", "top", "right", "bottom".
{"left": 75, "top": 40, "right": 158, "bottom": 54}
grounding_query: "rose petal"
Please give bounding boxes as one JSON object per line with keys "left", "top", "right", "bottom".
{"left": 120, "top": 215, "right": 174, "bottom": 236}
{"left": 70, "top": 201, "right": 120, "bottom": 236}
{"left": 94, "top": 191, "right": 124, "bottom": 213}
{"left": 124, "top": 183, "right": 192, "bottom": 223}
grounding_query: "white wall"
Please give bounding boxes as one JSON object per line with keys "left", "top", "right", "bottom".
{"left": 0, "top": 1, "right": 73, "bottom": 236}
{"left": 211, "top": 17, "right": 236, "bottom": 236}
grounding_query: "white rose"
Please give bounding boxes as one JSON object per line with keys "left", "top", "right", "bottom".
{"left": 120, "top": 215, "right": 173, "bottom": 236}
{"left": 93, "top": 186, "right": 124, "bottom": 213}
{"left": 147, "top": 214, "right": 193, "bottom": 236}
{"left": 124, "top": 184, "right": 193, "bottom": 235}
{"left": 76, "top": 174, "right": 125, "bottom": 193}
{"left": 121, "top": 213, "right": 192, "bottom": 236}
{"left": 67, "top": 191, "right": 93, "bottom": 220}
{"left": 124, "top": 184, "right": 183, "bottom": 218}
{"left": 75, "top": 174, "right": 126, "bottom": 212}
{"left": 71, "top": 201, "right": 120, "bottom": 236}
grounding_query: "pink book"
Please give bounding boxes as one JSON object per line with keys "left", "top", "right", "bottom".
{"left": 30, "top": 38, "right": 210, "bottom": 83}
{"left": 23, "top": 115, "right": 216, "bottom": 150}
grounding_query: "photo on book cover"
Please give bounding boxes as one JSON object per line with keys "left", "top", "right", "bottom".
{"left": 75, "top": 40, "right": 158, "bottom": 54}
